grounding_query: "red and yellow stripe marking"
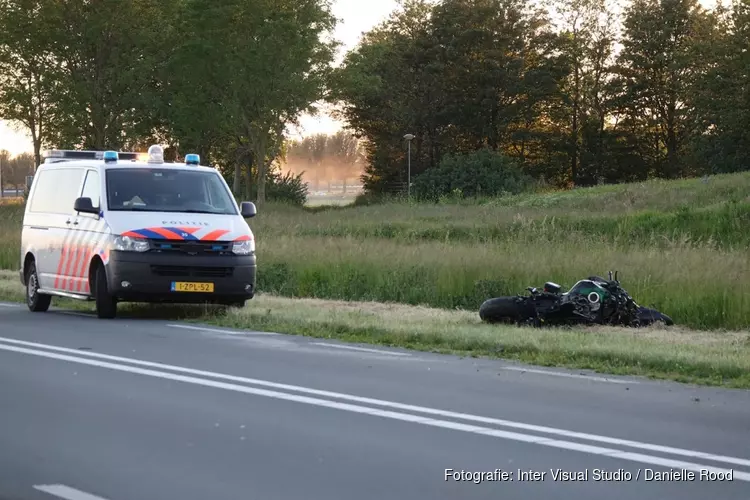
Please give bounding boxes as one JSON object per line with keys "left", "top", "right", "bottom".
{"left": 53, "top": 239, "right": 104, "bottom": 294}
{"left": 62, "top": 245, "right": 78, "bottom": 291}
{"left": 201, "top": 229, "right": 230, "bottom": 241}
{"left": 70, "top": 246, "right": 85, "bottom": 291}
{"left": 75, "top": 247, "right": 93, "bottom": 292}
{"left": 54, "top": 247, "right": 67, "bottom": 289}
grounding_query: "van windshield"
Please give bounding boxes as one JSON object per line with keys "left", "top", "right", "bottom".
{"left": 105, "top": 168, "right": 238, "bottom": 215}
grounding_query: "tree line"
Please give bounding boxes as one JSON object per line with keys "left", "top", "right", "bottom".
{"left": 1, "top": 0, "right": 748, "bottom": 203}
{"left": 0, "top": 150, "right": 33, "bottom": 193}
{"left": 331, "top": 0, "right": 750, "bottom": 193}
{"left": 0, "top": 0, "right": 337, "bottom": 204}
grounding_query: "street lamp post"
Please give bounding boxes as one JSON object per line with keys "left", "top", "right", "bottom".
{"left": 403, "top": 133, "right": 414, "bottom": 198}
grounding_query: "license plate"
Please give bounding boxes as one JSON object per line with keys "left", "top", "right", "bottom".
{"left": 171, "top": 282, "right": 214, "bottom": 293}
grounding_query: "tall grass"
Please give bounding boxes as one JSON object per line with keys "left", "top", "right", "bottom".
{"left": 255, "top": 235, "right": 748, "bottom": 330}
{"left": 0, "top": 202, "right": 23, "bottom": 272}
{"left": 2, "top": 171, "right": 749, "bottom": 330}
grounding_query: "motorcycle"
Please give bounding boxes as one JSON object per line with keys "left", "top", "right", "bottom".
{"left": 478, "top": 271, "right": 674, "bottom": 328}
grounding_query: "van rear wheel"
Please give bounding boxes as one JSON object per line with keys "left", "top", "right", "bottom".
{"left": 94, "top": 264, "right": 118, "bottom": 319}
{"left": 26, "top": 261, "right": 51, "bottom": 312}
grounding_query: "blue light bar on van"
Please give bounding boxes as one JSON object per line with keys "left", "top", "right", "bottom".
{"left": 103, "top": 151, "right": 118, "bottom": 163}
{"left": 42, "top": 149, "right": 141, "bottom": 163}
{"left": 185, "top": 154, "right": 200, "bottom": 165}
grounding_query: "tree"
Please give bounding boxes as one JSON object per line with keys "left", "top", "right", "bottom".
{"left": 44, "top": 0, "right": 180, "bottom": 150}
{"left": 6, "top": 152, "right": 34, "bottom": 191}
{"left": 0, "top": 0, "right": 64, "bottom": 167}
{"left": 690, "top": 0, "right": 750, "bottom": 173}
{"left": 0, "top": 149, "right": 8, "bottom": 192}
{"left": 549, "top": 0, "right": 619, "bottom": 185}
{"left": 161, "top": 0, "right": 234, "bottom": 167}
{"left": 326, "top": 130, "right": 365, "bottom": 193}
{"left": 167, "top": 0, "right": 337, "bottom": 205}
{"left": 331, "top": 0, "right": 569, "bottom": 193}
{"left": 330, "top": 0, "right": 437, "bottom": 194}
{"left": 612, "top": 0, "right": 718, "bottom": 178}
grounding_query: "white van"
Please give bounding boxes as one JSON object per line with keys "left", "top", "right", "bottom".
{"left": 19, "top": 145, "right": 257, "bottom": 319}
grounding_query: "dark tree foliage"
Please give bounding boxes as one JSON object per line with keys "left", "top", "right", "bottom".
{"left": 0, "top": 0, "right": 336, "bottom": 206}
{"left": 330, "top": 0, "right": 740, "bottom": 195}
{"left": 0, "top": 0, "right": 745, "bottom": 201}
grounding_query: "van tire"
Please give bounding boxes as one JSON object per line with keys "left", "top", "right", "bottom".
{"left": 94, "top": 264, "right": 117, "bottom": 319}
{"left": 26, "top": 261, "right": 51, "bottom": 312}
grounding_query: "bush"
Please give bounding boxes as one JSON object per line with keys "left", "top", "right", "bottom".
{"left": 264, "top": 166, "right": 309, "bottom": 206}
{"left": 239, "top": 164, "right": 308, "bottom": 206}
{"left": 411, "top": 148, "right": 535, "bottom": 201}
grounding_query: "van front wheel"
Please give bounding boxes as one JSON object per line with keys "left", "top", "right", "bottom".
{"left": 26, "top": 261, "right": 51, "bottom": 312}
{"left": 94, "top": 264, "right": 117, "bottom": 319}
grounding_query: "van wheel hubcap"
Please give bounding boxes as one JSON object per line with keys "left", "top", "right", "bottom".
{"left": 28, "top": 273, "right": 37, "bottom": 301}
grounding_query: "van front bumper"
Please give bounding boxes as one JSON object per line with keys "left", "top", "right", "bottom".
{"left": 105, "top": 250, "right": 256, "bottom": 304}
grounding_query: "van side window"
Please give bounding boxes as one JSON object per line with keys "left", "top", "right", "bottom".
{"left": 80, "top": 170, "right": 100, "bottom": 208}
{"left": 29, "top": 168, "right": 85, "bottom": 214}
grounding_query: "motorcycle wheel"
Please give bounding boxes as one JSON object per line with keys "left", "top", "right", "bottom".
{"left": 479, "top": 297, "right": 524, "bottom": 324}
{"left": 636, "top": 307, "right": 674, "bottom": 326}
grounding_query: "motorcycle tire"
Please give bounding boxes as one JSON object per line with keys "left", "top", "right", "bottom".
{"left": 636, "top": 307, "right": 674, "bottom": 326}
{"left": 479, "top": 297, "right": 524, "bottom": 324}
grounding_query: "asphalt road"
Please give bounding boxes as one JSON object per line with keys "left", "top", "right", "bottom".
{"left": 0, "top": 302, "right": 749, "bottom": 500}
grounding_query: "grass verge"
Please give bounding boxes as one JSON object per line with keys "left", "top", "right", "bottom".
{"left": 2, "top": 270, "right": 748, "bottom": 389}
{"left": 3, "top": 205, "right": 749, "bottom": 331}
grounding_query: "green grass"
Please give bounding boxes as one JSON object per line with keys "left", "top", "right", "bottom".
{"left": 1, "top": 271, "right": 748, "bottom": 388}
{"left": 2, "top": 171, "right": 750, "bottom": 331}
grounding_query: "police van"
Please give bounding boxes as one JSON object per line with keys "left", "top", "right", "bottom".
{"left": 19, "top": 145, "right": 257, "bottom": 319}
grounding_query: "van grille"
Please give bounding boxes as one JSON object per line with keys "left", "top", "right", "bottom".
{"left": 150, "top": 265, "right": 234, "bottom": 278}
{"left": 149, "top": 240, "right": 233, "bottom": 255}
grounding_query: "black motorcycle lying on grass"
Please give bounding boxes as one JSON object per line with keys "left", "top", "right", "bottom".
{"left": 479, "top": 272, "right": 674, "bottom": 328}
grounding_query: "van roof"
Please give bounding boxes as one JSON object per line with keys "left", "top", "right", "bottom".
{"left": 39, "top": 159, "right": 217, "bottom": 173}
{"left": 40, "top": 146, "right": 214, "bottom": 172}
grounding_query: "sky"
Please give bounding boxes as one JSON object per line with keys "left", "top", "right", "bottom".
{"left": 0, "top": 0, "right": 719, "bottom": 157}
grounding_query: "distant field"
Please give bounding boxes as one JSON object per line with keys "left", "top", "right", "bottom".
{"left": 2, "top": 171, "right": 750, "bottom": 330}
{"left": 305, "top": 193, "right": 358, "bottom": 207}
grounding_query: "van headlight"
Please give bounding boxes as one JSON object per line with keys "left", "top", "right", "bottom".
{"left": 113, "top": 235, "right": 150, "bottom": 252}
{"left": 232, "top": 240, "right": 254, "bottom": 255}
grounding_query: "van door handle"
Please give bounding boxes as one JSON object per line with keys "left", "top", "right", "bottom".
{"left": 72, "top": 220, "right": 79, "bottom": 225}
{"left": 65, "top": 219, "right": 71, "bottom": 224}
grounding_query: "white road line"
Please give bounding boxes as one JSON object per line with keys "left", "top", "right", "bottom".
{"left": 167, "top": 324, "right": 278, "bottom": 336}
{"left": 1, "top": 335, "right": 749, "bottom": 469}
{"left": 311, "top": 342, "right": 412, "bottom": 357}
{"left": 501, "top": 366, "right": 637, "bottom": 384}
{"left": 0, "top": 302, "right": 20, "bottom": 307}
{"left": 3, "top": 343, "right": 749, "bottom": 481}
{"left": 33, "top": 484, "right": 109, "bottom": 500}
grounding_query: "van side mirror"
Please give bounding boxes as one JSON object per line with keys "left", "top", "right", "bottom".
{"left": 74, "top": 197, "right": 98, "bottom": 215}
{"left": 240, "top": 201, "right": 257, "bottom": 218}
